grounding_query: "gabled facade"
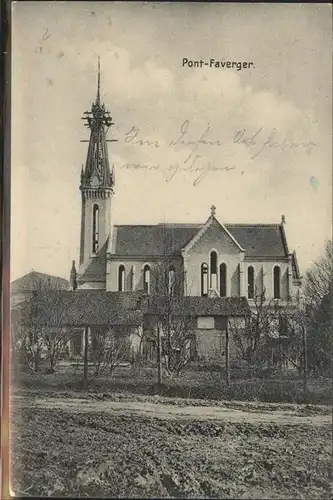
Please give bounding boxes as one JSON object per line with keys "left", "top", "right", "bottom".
{"left": 104, "top": 214, "right": 301, "bottom": 302}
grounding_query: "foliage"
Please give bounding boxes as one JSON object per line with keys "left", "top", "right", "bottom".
{"left": 303, "top": 240, "right": 333, "bottom": 376}
{"left": 304, "top": 240, "right": 333, "bottom": 310}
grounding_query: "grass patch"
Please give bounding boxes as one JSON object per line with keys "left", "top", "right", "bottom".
{"left": 12, "top": 363, "right": 332, "bottom": 405}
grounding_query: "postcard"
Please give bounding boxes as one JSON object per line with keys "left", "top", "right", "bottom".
{"left": 7, "top": 2, "right": 332, "bottom": 499}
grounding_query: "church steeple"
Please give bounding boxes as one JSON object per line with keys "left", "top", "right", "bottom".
{"left": 80, "top": 58, "right": 115, "bottom": 191}
{"left": 79, "top": 59, "right": 116, "bottom": 268}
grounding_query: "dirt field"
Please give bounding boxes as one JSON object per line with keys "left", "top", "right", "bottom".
{"left": 10, "top": 391, "right": 332, "bottom": 498}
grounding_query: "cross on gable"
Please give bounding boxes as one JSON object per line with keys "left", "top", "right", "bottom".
{"left": 211, "top": 205, "right": 216, "bottom": 216}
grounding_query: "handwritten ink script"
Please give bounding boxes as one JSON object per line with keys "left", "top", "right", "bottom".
{"left": 116, "top": 121, "right": 316, "bottom": 186}
{"left": 35, "top": 29, "right": 51, "bottom": 54}
{"left": 233, "top": 128, "right": 316, "bottom": 159}
{"left": 121, "top": 159, "right": 235, "bottom": 187}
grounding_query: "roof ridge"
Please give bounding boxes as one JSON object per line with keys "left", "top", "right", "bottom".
{"left": 226, "top": 223, "right": 281, "bottom": 227}
{"left": 114, "top": 223, "right": 203, "bottom": 227}
{"left": 115, "top": 222, "right": 281, "bottom": 228}
{"left": 11, "top": 271, "right": 69, "bottom": 284}
{"left": 114, "top": 224, "right": 159, "bottom": 228}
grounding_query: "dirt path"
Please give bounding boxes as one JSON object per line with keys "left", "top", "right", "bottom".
{"left": 13, "top": 396, "right": 332, "bottom": 426}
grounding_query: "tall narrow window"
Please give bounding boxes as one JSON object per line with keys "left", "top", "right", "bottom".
{"left": 92, "top": 204, "right": 99, "bottom": 253}
{"left": 247, "top": 266, "right": 254, "bottom": 299}
{"left": 210, "top": 251, "right": 218, "bottom": 289}
{"left": 219, "top": 263, "right": 227, "bottom": 297}
{"left": 118, "top": 265, "right": 125, "bottom": 292}
{"left": 168, "top": 266, "right": 175, "bottom": 296}
{"left": 131, "top": 266, "right": 136, "bottom": 291}
{"left": 273, "top": 266, "right": 281, "bottom": 299}
{"left": 143, "top": 265, "right": 151, "bottom": 294}
{"left": 201, "top": 263, "right": 208, "bottom": 296}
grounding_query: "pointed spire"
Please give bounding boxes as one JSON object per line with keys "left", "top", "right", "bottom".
{"left": 69, "top": 260, "right": 77, "bottom": 291}
{"left": 80, "top": 59, "right": 115, "bottom": 191}
{"left": 96, "top": 56, "right": 101, "bottom": 105}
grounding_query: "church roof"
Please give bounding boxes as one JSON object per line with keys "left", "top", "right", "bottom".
{"left": 227, "top": 224, "right": 288, "bottom": 258}
{"left": 291, "top": 251, "right": 302, "bottom": 279}
{"left": 113, "top": 224, "right": 200, "bottom": 257}
{"left": 111, "top": 222, "right": 288, "bottom": 258}
{"left": 11, "top": 271, "right": 69, "bottom": 292}
{"left": 77, "top": 241, "right": 108, "bottom": 284}
{"left": 13, "top": 291, "right": 249, "bottom": 328}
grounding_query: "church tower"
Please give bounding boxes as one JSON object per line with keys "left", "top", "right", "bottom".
{"left": 78, "top": 59, "right": 115, "bottom": 287}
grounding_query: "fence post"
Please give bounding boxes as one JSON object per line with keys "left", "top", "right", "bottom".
{"left": 302, "top": 324, "right": 308, "bottom": 396}
{"left": 83, "top": 326, "right": 89, "bottom": 388}
{"left": 157, "top": 325, "right": 163, "bottom": 386}
{"left": 225, "top": 324, "right": 230, "bottom": 387}
{"left": 279, "top": 340, "right": 283, "bottom": 372}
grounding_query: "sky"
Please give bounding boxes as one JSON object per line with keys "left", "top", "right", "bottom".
{"left": 11, "top": 1, "right": 332, "bottom": 281}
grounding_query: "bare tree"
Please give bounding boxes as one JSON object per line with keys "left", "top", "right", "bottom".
{"left": 272, "top": 303, "right": 305, "bottom": 375}
{"left": 12, "top": 278, "right": 74, "bottom": 373}
{"left": 89, "top": 326, "right": 132, "bottom": 377}
{"left": 33, "top": 279, "right": 74, "bottom": 373}
{"left": 12, "top": 299, "right": 44, "bottom": 372}
{"left": 304, "top": 240, "right": 332, "bottom": 310}
{"left": 153, "top": 298, "right": 195, "bottom": 377}
{"left": 228, "top": 287, "right": 281, "bottom": 370}
{"left": 303, "top": 240, "right": 333, "bottom": 376}
{"left": 146, "top": 226, "right": 196, "bottom": 378}
{"left": 148, "top": 273, "right": 195, "bottom": 377}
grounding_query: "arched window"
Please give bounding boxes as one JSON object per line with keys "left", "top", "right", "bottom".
{"left": 143, "top": 265, "right": 151, "bottom": 294}
{"left": 247, "top": 266, "right": 254, "bottom": 299}
{"left": 210, "top": 251, "right": 218, "bottom": 289}
{"left": 92, "top": 204, "right": 99, "bottom": 253}
{"left": 168, "top": 266, "right": 175, "bottom": 296}
{"left": 118, "top": 265, "right": 125, "bottom": 292}
{"left": 201, "top": 263, "right": 208, "bottom": 296}
{"left": 219, "top": 263, "right": 227, "bottom": 297}
{"left": 273, "top": 266, "right": 281, "bottom": 299}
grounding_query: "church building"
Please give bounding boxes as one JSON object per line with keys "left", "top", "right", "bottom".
{"left": 11, "top": 62, "right": 304, "bottom": 369}
{"left": 62, "top": 62, "right": 303, "bottom": 363}
{"left": 74, "top": 62, "right": 302, "bottom": 305}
